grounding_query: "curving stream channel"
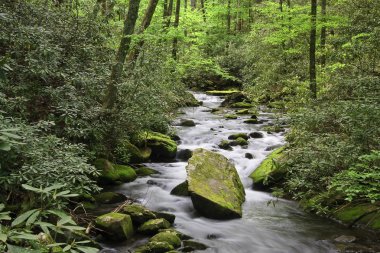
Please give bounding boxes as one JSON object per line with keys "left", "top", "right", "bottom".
{"left": 107, "top": 92, "right": 373, "bottom": 253}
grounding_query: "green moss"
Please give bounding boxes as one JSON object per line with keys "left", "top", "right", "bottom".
{"left": 228, "top": 133, "right": 248, "bottom": 140}
{"left": 135, "top": 241, "right": 174, "bottom": 253}
{"left": 121, "top": 139, "right": 152, "bottom": 163}
{"left": 122, "top": 203, "right": 157, "bottom": 225}
{"left": 236, "top": 109, "right": 249, "bottom": 115}
{"left": 186, "top": 149, "right": 245, "bottom": 219}
{"left": 359, "top": 211, "right": 380, "bottom": 229}
{"left": 141, "top": 132, "right": 178, "bottom": 160}
{"left": 158, "top": 229, "right": 192, "bottom": 240}
{"left": 230, "top": 102, "right": 253, "bottom": 108}
{"left": 224, "top": 114, "right": 238, "bottom": 120}
{"left": 138, "top": 218, "right": 171, "bottom": 235}
{"left": 95, "top": 159, "right": 137, "bottom": 185}
{"left": 229, "top": 137, "right": 248, "bottom": 147}
{"left": 170, "top": 181, "right": 189, "bottom": 196}
{"left": 262, "top": 125, "right": 285, "bottom": 133}
{"left": 94, "top": 192, "right": 126, "bottom": 204}
{"left": 153, "top": 212, "right": 176, "bottom": 224}
{"left": 218, "top": 140, "right": 232, "bottom": 150}
{"left": 206, "top": 90, "right": 240, "bottom": 96}
{"left": 95, "top": 213, "right": 134, "bottom": 240}
{"left": 334, "top": 204, "right": 378, "bottom": 223}
{"left": 150, "top": 231, "right": 181, "bottom": 248}
{"left": 182, "top": 240, "right": 208, "bottom": 250}
{"left": 135, "top": 166, "right": 159, "bottom": 177}
{"left": 249, "top": 147, "right": 285, "bottom": 188}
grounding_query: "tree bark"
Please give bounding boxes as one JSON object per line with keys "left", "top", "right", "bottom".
{"left": 164, "top": 0, "right": 174, "bottom": 27}
{"left": 172, "top": 0, "right": 181, "bottom": 60}
{"left": 103, "top": 0, "right": 141, "bottom": 109}
{"left": 200, "top": 0, "right": 206, "bottom": 22}
{"left": 190, "top": 0, "right": 196, "bottom": 10}
{"left": 126, "top": 0, "right": 160, "bottom": 66}
{"left": 309, "top": 0, "right": 317, "bottom": 99}
{"left": 320, "top": 0, "right": 326, "bottom": 67}
{"left": 227, "top": 0, "right": 231, "bottom": 32}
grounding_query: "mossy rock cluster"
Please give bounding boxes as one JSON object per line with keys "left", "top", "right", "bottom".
{"left": 249, "top": 147, "right": 285, "bottom": 189}
{"left": 121, "top": 139, "right": 152, "bottom": 163}
{"left": 94, "top": 159, "right": 137, "bottom": 185}
{"left": 95, "top": 213, "right": 134, "bottom": 240}
{"left": 122, "top": 203, "right": 157, "bottom": 225}
{"left": 186, "top": 148, "right": 246, "bottom": 219}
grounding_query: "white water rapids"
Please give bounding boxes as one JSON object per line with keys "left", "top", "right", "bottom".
{"left": 107, "top": 92, "right": 364, "bottom": 253}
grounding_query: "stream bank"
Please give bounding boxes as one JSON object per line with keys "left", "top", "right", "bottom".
{"left": 102, "top": 92, "right": 379, "bottom": 253}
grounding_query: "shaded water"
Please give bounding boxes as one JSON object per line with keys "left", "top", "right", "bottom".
{"left": 109, "top": 93, "right": 375, "bottom": 253}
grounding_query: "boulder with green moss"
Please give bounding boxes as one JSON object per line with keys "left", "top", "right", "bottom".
{"left": 229, "top": 137, "right": 248, "bottom": 147}
{"left": 138, "top": 218, "right": 171, "bottom": 235}
{"left": 224, "top": 114, "right": 238, "bottom": 120}
{"left": 150, "top": 231, "right": 181, "bottom": 248}
{"left": 221, "top": 92, "right": 247, "bottom": 107}
{"left": 333, "top": 203, "right": 380, "bottom": 230}
{"left": 135, "top": 241, "right": 174, "bottom": 253}
{"left": 236, "top": 109, "right": 249, "bottom": 115}
{"left": 122, "top": 203, "right": 157, "bottom": 225}
{"left": 94, "top": 192, "right": 127, "bottom": 204}
{"left": 182, "top": 240, "right": 208, "bottom": 251}
{"left": 158, "top": 229, "right": 192, "bottom": 240}
{"left": 228, "top": 133, "right": 249, "bottom": 140}
{"left": 186, "top": 149, "right": 245, "bottom": 219}
{"left": 120, "top": 139, "right": 152, "bottom": 163}
{"left": 249, "top": 147, "right": 285, "bottom": 189}
{"left": 94, "top": 159, "right": 137, "bottom": 185}
{"left": 141, "top": 132, "right": 178, "bottom": 161}
{"left": 182, "top": 92, "right": 202, "bottom": 107}
{"left": 170, "top": 181, "right": 189, "bottom": 196}
{"left": 95, "top": 213, "right": 134, "bottom": 240}
{"left": 218, "top": 140, "right": 232, "bottom": 150}
{"left": 135, "top": 166, "right": 160, "bottom": 177}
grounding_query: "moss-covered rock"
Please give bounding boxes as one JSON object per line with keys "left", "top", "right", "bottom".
{"left": 150, "top": 231, "right": 181, "bottom": 248}
{"left": 206, "top": 90, "right": 240, "bottom": 96}
{"left": 158, "top": 229, "right": 192, "bottom": 240}
{"left": 182, "top": 92, "right": 202, "bottom": 107}
{"left": 95, "top": 213, "right": 134, "bottom": 240}
{"left": 243, "top": 119, "right": 261, "bottom": 124}
{"left": 249, "top": 132, "right": 264, "bottom": 138}
{"left": 333, "top": 204, "right": 380, "bottom": 229}
{"left": 135, "top": 241, "right": 174, "bottom": 253}
{"left": 228, "top": 133, "right": 249, "bottom": 140}
{"left": 138, "top": 218, "right": 171, "bottom": 235}
{"left": 249, "top": 147, "right": 285, "bottom": 189}
{"left": 221, "top": 92, "right": 247, "bottom": 107}
{"left": 230, "top": 102, "right": 253, "bottom": 108}
{"left": 94, "top": 192, "right": 127, "bottom": 204}
{"left": 224, "top": 114, "right": 238, "bottom": 120}
{"left": 135, "top": 166, "right": 160, "bottom": 177}
{"left": 218, "top": 140, "right": 232, "bottom": 150}
{"left": 182, "top": 240, "right": 208, "bottom": 251}
{"left": 153, "top": 212, "right": 176, "bottom": 224}
{"left": 180, "top": 119, "right": 196, "bottom": 127}
{"left": 170, "top": 181, "right": 189, "bottom": 196}
{"left": 141, "top": 132, "right": 178, "bottom": 161}
{"left": 121, "top": 203, "right": 157, "bottom": 225}
{"left": 95, "top": 159, "right": 137, "bottom": 185}
{"left": 236, "top": 109, "right": 249, "bottom": 115}
{"left": 186, "top": 149, "right": 245, "bottom": 219}
{"left": 229, "top": 137, "right": 248, "bottom": 147}
{"left": 262, "top": 125, "right": 285, "bottom": 133}
{"left": 120, "top": 139, "right": 152, "bottom": 163}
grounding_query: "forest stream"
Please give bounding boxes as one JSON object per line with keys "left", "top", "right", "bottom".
{"left": 105, "top": 93, "right": 376, "bottom": 253}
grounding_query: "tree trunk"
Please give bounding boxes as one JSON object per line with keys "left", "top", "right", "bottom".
{"left": 126, "top": 0, "right": 160, "bottom": 66}
{"left": 164, "top": 0, "right": 174, "bottom": 27}
{"left": 320, "top": 0, "right": 326, "bottom": 68}
{"left": 172, "top": 0, "right": 181, "bottom": 60}
{"left": 227, "top": 0, "right": 231, "bottom": 32}
{"left": 103, "top": 0, "right": 141, "bottom": 109}
{"left": 309, "top": 0, "right": 317, "bottom": 99}
{"left": 279, "top": 0, "right": 283, "bottom": 12}
{"left": 190, "top": 0, "right": 196, "bottom": 10}
{"left": 200, "top": 0, "right": 206, "bottom": 22}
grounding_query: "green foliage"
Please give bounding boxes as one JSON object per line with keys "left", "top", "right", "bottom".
{"left": 330, "top": 151, "right": 380, "bottom": 203}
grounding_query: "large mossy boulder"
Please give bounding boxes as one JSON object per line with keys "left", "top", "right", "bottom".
{"left": 333, "top": 203, "right": 380, "bottom": 230}
{"left": 140, "top": 132, "right": 178, "bottom": 161}
{"left": 138, "top": 218, "right": 171, "bottom": 235}
{"left": 94, "top": 159, "right": 137, "bottom": 185}
{"left": 121, "top": 203, "right": 157, "bottom": 225}
{"left": 249, "top": 147, "right": 285, "bottom": 189}
{"left": 121, "top": 139, "right": 152, "bottom": 163}
{"left": 221, "top": 92, "right": 247, "bottom": 107}
{"left": 186, "top": 149, "right": 245, "bottom": 219}
{"left": 228, "top": 133, "right": 249, "bottom": 140}
{"left": 135, "top": 166, "right": 160, "bottom": 177}
{"left": 95, "top": 213, "right": 134, "bottom": 241}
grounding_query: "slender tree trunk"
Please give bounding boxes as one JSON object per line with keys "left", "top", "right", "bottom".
{"left": 320, "top": 0, "right": 326, "bottom": 68}
{"left": 164, "top": 0, "right": 174, "bottom": 27}
{"left": 200, "top": 0, "right": 206, "bottom": 22}
{"left": 103, "top": 0, "right": 141, "bottom": 109}
{"left": 126, "top": 0, "right": 160, "bottom": 66}
{"left": 172, "top": 0, "right": 181, "bottom": 60}
{"left": 309, "top": 0, "right": 317, "bottom": 99}
{"left": 190, "top": 0, "right": 196, "bottom": 10}
{"left": 279, "top": 0, "right": 283, "bottom": 12}
{"left": 227, "top": 0, "right": 231, "bottom": 32}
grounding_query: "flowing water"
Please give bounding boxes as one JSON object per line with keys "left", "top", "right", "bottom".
{"left": 108, "top": 92, "right": 375, "bottom": 253}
